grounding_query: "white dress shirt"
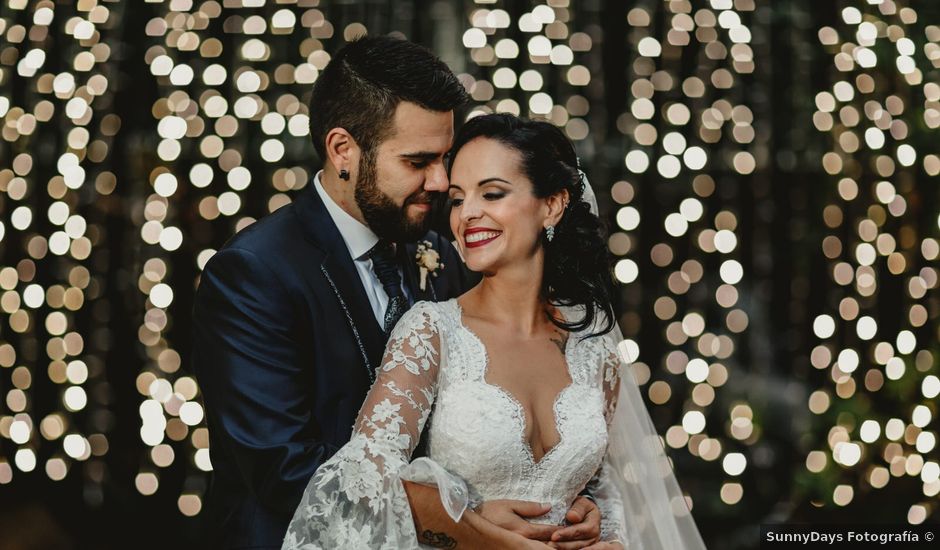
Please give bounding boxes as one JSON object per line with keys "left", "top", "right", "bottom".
{"left": 313, "top": 171, "right": 409, "bottom": 327}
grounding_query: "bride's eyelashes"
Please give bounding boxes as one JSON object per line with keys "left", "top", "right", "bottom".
{"left": 447, "top": 192, "right": 506, "bottom": 208}
{"left": 447, "top": 190, "right": 509, "bottom": 209}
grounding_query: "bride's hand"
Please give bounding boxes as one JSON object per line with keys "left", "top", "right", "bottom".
{"left": 477, "top": 499, "right": 560, "bottom": 541}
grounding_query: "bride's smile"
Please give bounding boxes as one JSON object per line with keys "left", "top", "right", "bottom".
{"left": 464, "top": 228, "right": 502, "bottom": 246}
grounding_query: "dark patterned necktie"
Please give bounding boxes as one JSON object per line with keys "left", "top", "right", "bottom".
{"left": 369, "top": 241, "right": 408, "bottom": 334}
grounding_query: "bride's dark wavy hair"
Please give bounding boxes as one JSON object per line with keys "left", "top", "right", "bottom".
{"left": 447, "top": 114, "right": 615, "bottom": 338}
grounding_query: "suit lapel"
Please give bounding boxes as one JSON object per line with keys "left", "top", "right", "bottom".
{"left": 293, "top": 184, "right": 388, "bottom": 376}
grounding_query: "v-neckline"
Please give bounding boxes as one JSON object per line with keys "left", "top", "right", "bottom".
{"left": 450, "top": 298, "right": 575, "bottom": 466}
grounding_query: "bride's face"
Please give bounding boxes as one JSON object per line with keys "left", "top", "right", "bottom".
{"left": 448, "top": 137, "right": 554, "bottom": 274}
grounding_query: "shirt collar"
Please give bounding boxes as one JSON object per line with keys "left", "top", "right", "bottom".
{"left": 313, "top": 171, "right": 379, "bottom": 261}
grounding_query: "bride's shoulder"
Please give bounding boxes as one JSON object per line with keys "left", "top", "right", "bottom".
{"left": 572, "top": 310, "right": 628, "bottom": 370}
{"left": 394, "top": 300, "right": 454, "bottom": 334}
{"left": 409, "top": 299, "right": 443, "bottom": 315}
{"left": 410, "top": 299, "right": 460, "bottom": 319}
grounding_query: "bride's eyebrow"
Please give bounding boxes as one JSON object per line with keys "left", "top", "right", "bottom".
{"left": 448, "top": 177, "right": 513, "bottom": 191}
{"left": 478, "top": 177, "right": 512, "bottom": 186}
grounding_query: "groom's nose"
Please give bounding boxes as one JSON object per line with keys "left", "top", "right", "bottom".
{"left": 423, "top": 161, "right": 449, "bottom": 193}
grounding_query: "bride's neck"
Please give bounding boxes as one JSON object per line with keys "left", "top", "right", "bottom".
{"left": 466, "top": 268, "right": 549, "bottom": 337}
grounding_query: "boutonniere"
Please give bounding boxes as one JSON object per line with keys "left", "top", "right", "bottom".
{"left": 415, "top": 240, "right": 444, "bottom": 291}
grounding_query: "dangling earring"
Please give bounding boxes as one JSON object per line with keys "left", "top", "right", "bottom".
{"left": 339, "top": 169, "right": 350, "bottom": 181}
{"left": 545, "top": 225, "right": 555, "bottom": 242}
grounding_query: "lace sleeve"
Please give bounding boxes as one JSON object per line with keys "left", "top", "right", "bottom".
{"left": 282, "top": 302, "right": 458, "bottom": 550}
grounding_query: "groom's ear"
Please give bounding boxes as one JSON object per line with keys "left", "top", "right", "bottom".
{"left": 324, "top": 127, "right": 359, "bottom": 177}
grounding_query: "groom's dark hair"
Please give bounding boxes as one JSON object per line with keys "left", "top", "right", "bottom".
{"left": 308, "top": 35, "right": 469, "bottom": 161}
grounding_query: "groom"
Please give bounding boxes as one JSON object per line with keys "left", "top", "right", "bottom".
{"left": 193, "top": 35, "right": 600, "bottom": 549}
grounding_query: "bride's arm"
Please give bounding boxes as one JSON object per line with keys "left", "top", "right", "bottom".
{"left": 283, "top": 302, "right": 542, "bottom": 550}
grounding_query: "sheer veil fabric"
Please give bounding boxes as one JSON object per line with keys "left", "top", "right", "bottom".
{"left": 580, "top": 174, "right": 706, "bottom": 549}
{"left": 601, "top": 325, "right": 707, "bottom": 549}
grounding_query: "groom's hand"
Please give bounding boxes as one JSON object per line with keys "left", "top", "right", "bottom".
{"left": 404, "top": 481, "right": 553, "bottom": 549}
{"left": 547, "top": 496, "right": 601, "bottom": 549}
{"left": 477, "top": 499, "right": 560, "bottom": 541}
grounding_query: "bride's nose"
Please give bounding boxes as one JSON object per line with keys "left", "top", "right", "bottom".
{"left": 460, "top": 194, "right": 483, "bottom": 223}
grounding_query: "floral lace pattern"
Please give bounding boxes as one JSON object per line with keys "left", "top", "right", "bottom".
{"left": 428, "top": 300, "right": 624, "bottom": 533}
{"left": 282, "top": 299, "right": 627, "bottom": 549}
{"left": 283, "top": 302, "right": 442, "bottom": 549}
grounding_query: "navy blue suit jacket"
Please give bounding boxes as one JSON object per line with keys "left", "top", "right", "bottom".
{"left": 192, "top": 183, "right": 476, "bottom": 549}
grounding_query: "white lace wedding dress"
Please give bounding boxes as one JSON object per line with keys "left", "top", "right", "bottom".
{"left": 282, "top": 299, "right": 706, "bottom": 550}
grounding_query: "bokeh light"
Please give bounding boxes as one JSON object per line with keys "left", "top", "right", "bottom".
{"left": 0, "top": 1, "right": 936, "bottom": 547}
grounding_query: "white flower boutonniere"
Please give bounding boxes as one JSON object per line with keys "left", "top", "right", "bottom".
{"left": 415, "top": 240, "right": 443, "bottom": 291}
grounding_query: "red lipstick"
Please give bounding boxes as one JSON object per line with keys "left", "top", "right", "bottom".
{"left": 464, "top": 227, "right": 502, "bottom": 249}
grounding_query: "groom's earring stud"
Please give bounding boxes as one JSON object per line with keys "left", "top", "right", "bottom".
{"left": 339, "top": 169, "right": 350, "bottom": 180}
{"left": 545, "top": 225, "right": 555, "bottom": 242}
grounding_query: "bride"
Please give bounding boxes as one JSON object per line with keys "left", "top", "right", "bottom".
{"left": 282, "top": 114, "right": 707, "bottom": 550}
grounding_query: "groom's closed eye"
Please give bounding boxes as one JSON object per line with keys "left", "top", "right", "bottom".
{"left": 401, "top": 152, "right": 441, "bottom": 170}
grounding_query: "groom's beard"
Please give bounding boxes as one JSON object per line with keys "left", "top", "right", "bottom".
{"left": 355, "top": 149, "right": 433, "bottom": 243}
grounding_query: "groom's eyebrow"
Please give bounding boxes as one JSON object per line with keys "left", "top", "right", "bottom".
{"left": 399, "top": 151, "right": 441, "bottom": 161}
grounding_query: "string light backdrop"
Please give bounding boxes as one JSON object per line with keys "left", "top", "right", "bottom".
{"left": 808, "top": 0, "right": 938, "bottom": 523}
{"left": 136, "top": 0, "right": 332, "bottom": 517}
{"left": 0, "top": 0, "right": 937, "bottom": 547}
{"left": 459, "top": 0, "right": 595, "bottom": 141}
{"left": 613, "top": 0, "right": 761, "bottom": 515}
{"left": 0, "top": 0, "right": 124, "bottom": 507}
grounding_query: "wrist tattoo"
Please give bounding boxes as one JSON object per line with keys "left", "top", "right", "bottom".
{"left": 420, "top": 530, "right": 457, "bottom": 549}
